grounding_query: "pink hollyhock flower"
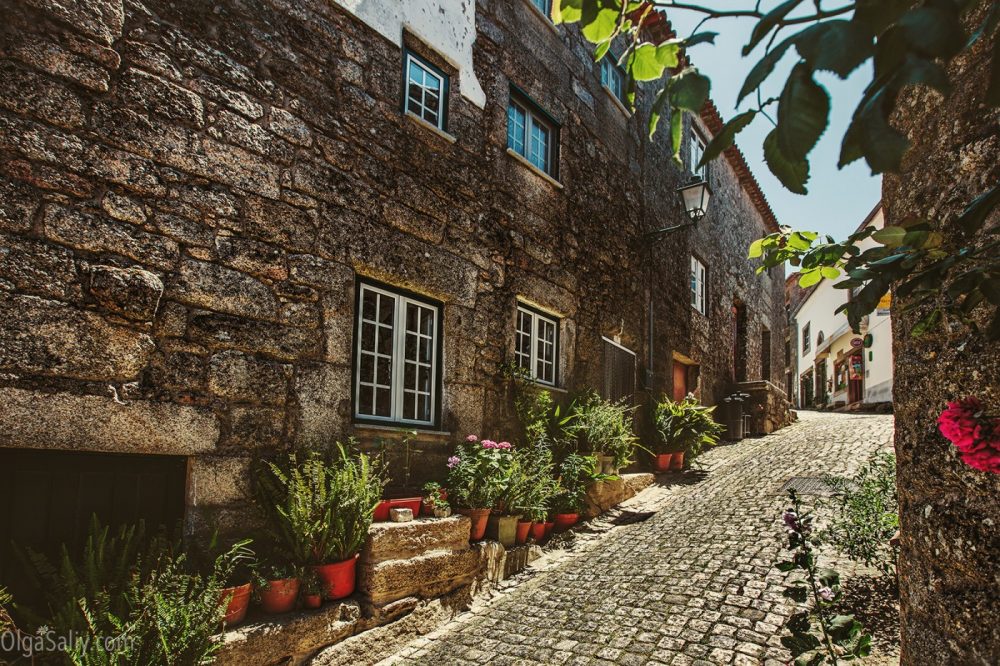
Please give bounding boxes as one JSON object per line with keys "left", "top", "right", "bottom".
{"left": 466, "top": 434, "right": 478, "bottom": 442}
{"left": 498, "top": 441, "right": 512, "bottom": 449}
{"left": 818, "top": 587, "right": 834, "bottom": 602}
{"left": 938, "top": 397, "right": 1000, "bottom": 473}
{"left": 481, "top": 439, "right": 497, "bottom": 449}
{"left": 447, "top": 455, "right": 461, "bottom": 468}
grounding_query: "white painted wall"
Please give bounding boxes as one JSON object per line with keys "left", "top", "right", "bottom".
{"left": 333, "top": 0, "right": 486, "bottom": 108}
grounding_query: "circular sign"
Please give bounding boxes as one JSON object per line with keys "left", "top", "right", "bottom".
{"left": 850, "top": 337, "right": 864, "bottom": 348}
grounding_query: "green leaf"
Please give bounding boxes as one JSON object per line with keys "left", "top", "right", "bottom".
{"left": 764, "top": 129, "right": 809, "bottom": 194}
{"left": 630, "top": 43, "right": 666, "bottom": 81}
{"left": 777, "top": 63, "right": 831, "bottom": 160}
{"left": 700, "top": 111, "right": 755, "bottom": 167}
{"left": 685, "top": 32, "right": 718, "bottom": 47}
{"left": 981, "top": 278, "right": 1000, "bottom": 306}
{"left": 656, "top": 42, "right": 681, "bottom": 69}
{"left": 669, "top": 68, "right": 711, "bottom": 112}
{"left": 821, "top": 267, "right": 840, "bottom": 280}
{"left": 897, "top": 6, "right": 965, "bottom": 59}
{"left": 910, "top": 308, "right": 941, "bottom": 338}
{"left": 799, "top": 268, "right": 822, "bottom": 288}
{"left": 648, "top": 87, "right": 669, "bottom": 138}
{"left": 781, "top": 630, "right": 820, "bottom": 654}
{"left": 744, "top": 0, "right": 804, "bottom": 56}
{"left": 594, "top": 40, "right": 612, "bottom": 62}
{"left": 552, "top": 0, "right": 582, "bottom": 24}
{"left": 853, "top": 0, "right": 911, "bottom": 36}
{"left": 871, "top": 225, "right": 907, "bottom": 246}
{"left": 795, "top": 20, "right": 875, "bottom": 78}
{"left": 855, "top": 91, "right": 910, "bottom": 173}
{"left": 956, "top": 181, "right": 1000, "bottom": 234}
{"left": 669, "top": 110, "right": 683, "bottom": 162}
{"left": 738, "top": 34, "right": 797, "bottom": 104}
{"left": 748, "top": 237, "right": 765, "bottom": 259}
{"left": 783, "top": 585, "right": 809, "bottom": 602}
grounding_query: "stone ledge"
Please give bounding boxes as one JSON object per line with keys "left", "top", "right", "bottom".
{"left": 359, "top": 548, "right": 480, "bottom": 607}
{"left": 583, "top": 472, "right": 656, "bottom": 518}
{"left": 363, "top": 515, "right": 471, "bottom": 564}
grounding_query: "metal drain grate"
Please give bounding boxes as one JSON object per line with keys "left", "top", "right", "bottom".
{"left": 779, "top": 476, "right": 834, "bottom": 496}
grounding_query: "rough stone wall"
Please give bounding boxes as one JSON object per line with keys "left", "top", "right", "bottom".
{"left": 883, "top": 3, "right": 1000, "bottom": 662}
{"left": 0, "top": 0, "right": 784, "bottom": 537}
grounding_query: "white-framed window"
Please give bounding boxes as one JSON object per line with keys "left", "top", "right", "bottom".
{"left": 601, "top": 54, "right": 625, "bottom": 102}
{"left": 689, "top": 128, "right": 708, "bottom": 182}
{"left": 354, "top": 281, "right": 441, "bottom": 426}
{"left": 404, "top": 51, "right": 448, "bottom": 130}
{"left": 507, "top": 92, "right": 558, "bottom": 176}
{"left": 690, "top": 256, "right": 707, "bottom": 315}
{"left": 515, "top": 304, "right": 559, "bottom": 386}
{"left": 802, "top": 322, "right": 811, "bottom": 354}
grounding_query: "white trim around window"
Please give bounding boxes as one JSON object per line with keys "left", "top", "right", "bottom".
{"left": 690, "top": 256, "right": 707, "bottom": 315}
{"left": 690, "top": 127, "right": 708, "bottom": 182}
{"left": 354, "top": 281, "right": 441, "bottom": 426}
{"left": 404, "top": 51, "right": 448, "bottom": 130}
{"left": 514, "top": 303, "right": 560, "bottom": 386}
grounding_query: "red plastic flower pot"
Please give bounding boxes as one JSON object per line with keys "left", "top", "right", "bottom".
{"left": 259, "top": 578, "right": 299, "bottom": 614}
{"left": 654, "top": 453, "right": 673, "bottom": 472}
{"left": 468, "top": 508, "right": 491, "bottom": 541}
{"left": 543, "top": 521, "right": 554, "bottom": 537}
{"left": 553, "top": 513, "right": 579, "bottom": 533}
{"left": 530, "top": 521, "right": 546, "bottom": 542}
{"left": 389, "top": 497, "right": 422, "bottom": 518}
{"left": 220, "top": 583, "right": 251, "bottom": 626}
{"left": 373, "top": 500, "right": 391, "bottom": 522}
{"left": 515, "top": 520, "right": 532, "bottom": 545}
{"left": 303, "top": 594, "right": 322, "bottom": 609}
{"left": 313, "top": 555, "right": 359, "bottom": 600}
{"left": 670, "top": 451, "right": 685, "bottom": 470}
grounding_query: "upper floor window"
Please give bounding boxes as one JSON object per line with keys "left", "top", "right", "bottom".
{"left": 515, "top": 303, "right": 559, "bottom": 386}
{"left": 354, "top": 280, "right": 441, "bottom": 426}
{"left": 817, "top": 330, "right": 825, "bottom": 346}
{"left": 404, "top": 51, "right": 448, "bottom": 130}
{"left": 689, "top": 128, "right": 708, "bottom": 183}
{"left": 802, "top": 322, "right": 811, "bottom": 353}
{"left": 601, "top": 54, "right": 626, "bottom": 103}
{"left": 507, "top": 91, "right": 558, "bottom": 177}
{"left": 531, "top": 0, "right": 552, "bottom": 17}
{"left": 690, "top": 256, "right": 707, "bottom": 315}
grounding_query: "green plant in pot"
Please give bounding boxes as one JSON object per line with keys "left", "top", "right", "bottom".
{"left": 651, "top": 396, "right": 725, "bottom": 470}
{"left": 510, "top": 444, "right": 560, "bottom": 545}
{"left": 254, "top": 560, "right": 301, "bottom": 614}
{"left": 561, "top": 392, "right": 639, "bottom": 474}
{"left": 190, "top": 531, "right": 258, "bottom": 626}
{"left": 253, "top": 443, "right": 382, "bottom": 602}
{"left": 422, "top": 481, "right": 451, "bottom": 518}
{"left": 446, "top": 435, "right": 513, "bottom": 541}
{"left": 301, "top": 568, "right": 322, "bottom": 610}
{"left": 552, "top": 454, "right": 611, "bottom": 532}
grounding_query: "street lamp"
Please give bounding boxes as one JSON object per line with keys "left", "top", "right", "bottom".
{"left": 644, "top": 177, "right": 713, "bottom": 238}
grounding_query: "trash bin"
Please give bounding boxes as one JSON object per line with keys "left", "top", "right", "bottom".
{"left": 722, "top": 392, "right": 751, "bottom": 441}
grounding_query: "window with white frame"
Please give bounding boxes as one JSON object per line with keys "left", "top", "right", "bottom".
{"left": 507, "top": 92, "right": 558, "bottom": 177}
{"left": 404, "top": 51, "right": 448, "bottom": 130}
{"left": 689, "top": 128, "right": 708, "bottom": 182}
{"left": 601, "top": 54, "right": 625, "bottom": 103}
{"left": 802, "top": 322, "right": 811, "bottom": 353}
{"left": 354, "top": 281, "right": 441, "bottom": 426}
{"left": 690, "top": 256, "right": 707, "bottom": 315}
{"left": 514, "top": 304, "right": 559, "bottom": 386}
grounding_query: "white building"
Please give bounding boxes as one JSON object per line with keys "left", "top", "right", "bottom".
{"left": 789, "top": 204, "right": 893, "bottom": 409}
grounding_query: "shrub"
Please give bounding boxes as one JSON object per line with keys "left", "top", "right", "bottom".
{"left": 552, "top": 453, "right": 609, "bottom": 514}
{"left": 652, "top": 396, "right": 725, "bottom": 459}
{"left": 510, "top": 445, "right": 560, "bottom": 522}
{"left": 253, "top": 443, "right": 382, "bottom": 566}
{"left": 821, "top": 451, "right": 899, "bottom": 582}
{"left": 446, "top": 436, "right": 515, "bottom": 510}
{"left": 562, "top": 392, "right": 639, "bottom": 468}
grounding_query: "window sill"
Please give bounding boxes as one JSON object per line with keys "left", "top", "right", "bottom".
{"left": 506, "top": 148, "right": 563, "bottom": 190}
{"left": 522, "top": 0, "right": 562, "bottom": 37}
{"left": 602, "top": 85, "right": 632, "bottom": 117}
{"left": 352, "top": 422, "right": 453, "bottom": 439}
{"left": 404, "top": 111, "right": 457, "bottom": 143}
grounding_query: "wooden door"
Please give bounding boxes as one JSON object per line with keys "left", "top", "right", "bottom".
{"left": 672, "top": 361, "right": 688, "bottom": 402}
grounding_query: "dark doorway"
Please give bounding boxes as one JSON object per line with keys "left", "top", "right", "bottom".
{"left": 732, "top": 301, "right": 748, "bottom": 382}
{"left": 672, "top": 360, "right": 688, "bottom": 402}
{"left": 761, "top": 327, "right": 772, "bottom": 381}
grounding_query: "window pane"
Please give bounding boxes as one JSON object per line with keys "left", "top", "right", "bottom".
{"left": 376, "top": 356, "right": 391, "bottom": 386}
{"left": 417, "top": 394, "right": 429, "bottom": 422}
{"left": 532, "top": 0, "right": 550, "bottom": 14}
{"left": 362, "top": 290, "right": 377, "bottom": 321}
{"left": 507, "top": 103, "right": 526, "bottom": 155}
{"left": 405, "top": 56, "right": 444, "bottom": 128}
{"left": 375, "top": 388, "right": 392, "bottom": 416}
{"left": 360, "top": 353, "right": 374, "bottom": 384}
{"left": 528, "top": 118, "right": 550, "bottom": 172}
{"left": 515, "top": 309, "right": 533, "bottom": 370}
{"left": 359, "top": 385, "right": 374, "bottom": 414}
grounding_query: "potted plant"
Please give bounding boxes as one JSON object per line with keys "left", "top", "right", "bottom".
{"left": 373, "top": 431, "right": 424, "bottom": 519}
{"left": 446, "top": 435, "right": 511, "bottom": 541}
{"left": 552, "top": 453, "right": 608, "bottom": 532}
{"left": 190, "top": 531, "right": 256, "bottom": 627}
{"left": 561, "top": 393, "right": 639, "bottom": 475}
{"left": 509, "top": 445, "right": 560, "bottom": 545}
{"left": 423, "top": 482, "right": 452, "bottom": 518}
{"left": 528, "top": 507, "right": 548, "bottom": 542}
{"left": 256, "top": 562, "right": 300, "bottom": 614}
{"left": 219, "top": 550, "right": 256, "bottom": 626}
{"left": 301, "top": 569, "right": 322, "bottom": 610}
{"left": 652, "top": 396, "right": 725, "bottom": 470}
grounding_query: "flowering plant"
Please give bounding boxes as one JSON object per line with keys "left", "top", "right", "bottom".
{"left": 445, "top": 435, "right": 516, "bottom": 510}
{"left": 938, "top": 397, "right": 1000, "bottom": 474}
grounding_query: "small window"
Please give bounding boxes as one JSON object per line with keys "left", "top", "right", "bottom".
{"left": 354, "top": 280, "right": 442, "bottom": 426}
{"left": 601, "top": 54, "right": 626, "bottom": 103}
{"left": 507, "top": 91, "right": 559, "bottom": 177}
{"left": 404, "top": 51, "right": 448, "bottom": 130}
{"left": 603, "top": 338, "right": 636, "bottom": 403}
{"left": 689, "top": 128, "right": 708, "bottom": 182}
{"left": 515, "top": 304, "right": 560, "bottom": 386}
{"left": 817, "top": 330, "right": 825, "bottom": 346}
{"left": 531, "top": 0, "right": 552, "bottom": 17}
{"left": 802, "top": 322, "right": 811, "bottom": 353}
{"left": 690, "top": 256, "right": 707, "bottom": 315}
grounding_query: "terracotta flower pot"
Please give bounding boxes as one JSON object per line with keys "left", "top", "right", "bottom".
{"left": 654, "top": 453, "right": 673, "bottom": 472}
{"left": 515, "top": 520, "right": 532, "bottom": 545}
{"left": 389, "top": 497, "right": 422, "bottom": 518}
{"left": 373, "top": 500, "right": 391, "bottom": 522}
{"left": 543, "top": 521, "right": 554, "bottom": 537}
{"left": 312, "top": 555, "right": 358, "bottom": 600}
{"left": 553, "top": 513, "right": 579, "bottom": 532}
{"left": 220, "top": 583, "right": 251, "bottom": 625}
{"left": 303, "top": 593, "right": 322, "bottom": 609}
{"left": 530, "top": 521, "right": 546, "bottom": 541}
{"left": 670, "top": 451, "right": 685, "bottom": 470}
{"left": 467, "top": 508, "right": 491, "bottom": 541}
{"left": 259, "top": 578, "right": 299, "bottom": 614}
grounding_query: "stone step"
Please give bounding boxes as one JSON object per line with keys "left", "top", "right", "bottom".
{"left": 358, "top": 548, "right": 480, "bottom": 607}
{"left": 362, "top": 515, "right": 471, "bottom": 564}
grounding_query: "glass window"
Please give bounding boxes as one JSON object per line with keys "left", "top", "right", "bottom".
{"left": 690, "top": 256, "right": 707, "bottom": 315}
{"left": 690, "top": 128, "right": 708, "bottom": 182}
{"left": 802, "top": 323, "right": 812, "bottom": 353}
{"left": 531, "top": 0, "right": 552, "bottom": 17}
{"left": 404, "top": 52, "right": 448, "bottom": 130}
{"left": 515, "top": 304, "right": 560, "bottom": 386}
{"left": 507, "top": 95, "right": 558, "bottom": 176}
{"left": 601, "top": 56, "right": 625, "bottom": 103}
{"left": 355, "top": 281, "right": 441, "bottom": 425}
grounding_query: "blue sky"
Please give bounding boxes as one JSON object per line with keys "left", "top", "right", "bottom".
{"left": 666, "top": 10, "right": 882, "bottom": 239}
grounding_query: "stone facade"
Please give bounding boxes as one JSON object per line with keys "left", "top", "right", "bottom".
{"left": 0, "top": 0, "right": 786, "bottom": 540}
{"left": 884, "top": 3, "right": 1000, "bottom": 662}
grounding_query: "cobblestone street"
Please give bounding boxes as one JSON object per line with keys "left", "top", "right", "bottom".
{"left": 385, "top": 412, "right": 895, "bottom": 665}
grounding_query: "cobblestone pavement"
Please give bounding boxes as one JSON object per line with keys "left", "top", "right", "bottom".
{"left": 384, "top": 412, "right": 895, "bottom": 666}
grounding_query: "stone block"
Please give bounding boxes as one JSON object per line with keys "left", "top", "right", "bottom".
{"left": 233, "top": 194, "right": 317, "bottom": 251}
{"left": 87, "top": 264, "right": 164, "bottom": 321}
{"left": 101, "top": 190, "right": 147, "bottom": 224}
{"left": 269, "top": 107, "right": 312, "bottom": 146}
{"left": 208, "top": 350, "right": 290, "bottom": 404}
{"left": 389, "top": 507, "right": 413, "bottom": 522}
{"left": 118, "top": 68, "right": 205, "bottom": 127}
{"left": 188, "top": 455, "right": 251, "bottom": 506}
{"left": 188, "top": 311, "right": 322, "bottom": 360}
{"left": 0, "top": 61, "right": 84, "bottom": 129}
{"left": 358, "top": 549, "right": 480, "bottom": 607}
{"left": 22, "top": 0, "right": 124, "bottom": 46}
{"left": 222, "top": 406, "right": 285, "bottom": 450}
{"left": 0, "top": 233, "right": 81, "bottom": 301}
{"left": 171, "top": 259, "right": 279, "bottom": 321}
{"left": 0, "top": 294, "right": 154, "bottom": 380}
{"left": 8, "top": 33, "right": 111, "bottom": 92}
{"left": 363, "top": 516, "right": 471, "bottom": 564}
{"left": 293, "top": 363, "right": 350, "bottom": 444}
{"left": 0, "top": 177, "right": 39, "bottom": 233}
{"left": 215, "top": 234, "right": 288, "bottom": 281}
{"left": 44, "top": 205, "right": 178, "bottom": 271}
{"left": 0, "top": 387, "right": 218, "bottom": 455}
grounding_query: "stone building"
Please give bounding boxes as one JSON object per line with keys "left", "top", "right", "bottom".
{"left": 0, "top": 0, "right": 787, "bottom": 572}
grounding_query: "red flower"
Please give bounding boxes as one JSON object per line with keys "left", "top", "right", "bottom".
{"left": 938, "top": 397, "right": 1000, "bottom": 473}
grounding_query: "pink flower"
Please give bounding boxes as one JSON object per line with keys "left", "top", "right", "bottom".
{"left": 818, "top": 587, "right": 834, "bottom": 602}
{"left": 447, "top": 455, "right": 461, "bottom": 468}
{"left": 466, "top": 434, "right": 478, "bottom": 442}
{"left": 481, "top": 439, "right": 497, "bottom": 449}
{"left": 938, "top": 397, "right": 1000, "bottom": 474}
{"left": 498, "top": 441, "right": 512, "bottom": 449}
